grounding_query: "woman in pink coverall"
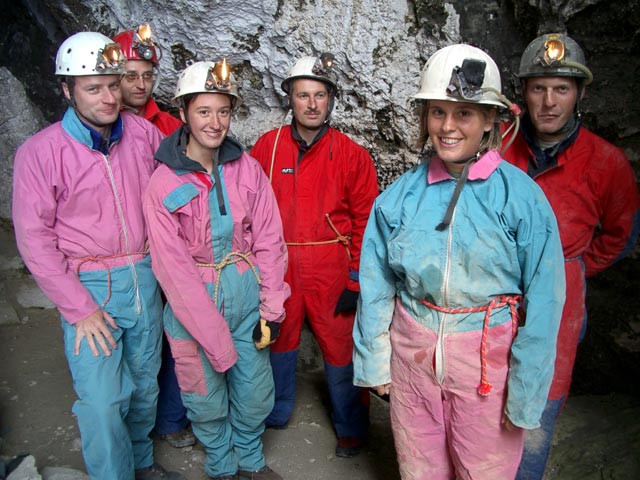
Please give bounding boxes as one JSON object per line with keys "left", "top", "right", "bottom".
{"left": 353, "top": 45, "right": 566, "bottom": 479}
{"left": 143, "top": 61, "right": 290, "bottom": 480}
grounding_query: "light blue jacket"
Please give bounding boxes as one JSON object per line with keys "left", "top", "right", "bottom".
{"left": 353, "top": 150, "right": 566, "bottom": 428}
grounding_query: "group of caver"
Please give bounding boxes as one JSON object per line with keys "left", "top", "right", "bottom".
{"left": 12, "top": 22, "right": 639, "bottom": 480}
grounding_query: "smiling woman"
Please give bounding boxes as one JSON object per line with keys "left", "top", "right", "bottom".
{"left": 353, "top": 43, "right": 566, "bottom": 480}
{"left": 142, "top": 59, "right": 290, "bottom": 480}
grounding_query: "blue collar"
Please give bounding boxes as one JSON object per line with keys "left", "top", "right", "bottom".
{"left": 61, "top": 107, "right": 123, "bottom": 154}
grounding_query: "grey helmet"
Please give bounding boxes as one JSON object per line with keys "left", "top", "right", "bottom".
{"left": 518, "top": 33, "right": 592, "bottom": 85}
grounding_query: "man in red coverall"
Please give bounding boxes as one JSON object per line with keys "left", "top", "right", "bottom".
{"left": 113, "top": 25, "right": 193, "bottom": 450}
{"left": 113, "top": 25, "right": 182, "bottom": 136}
{"left": 501, "top": 33, "right": 640, "bottom": 479}
{"left": 250, "top": 53, "right": 379, "bottom": 457}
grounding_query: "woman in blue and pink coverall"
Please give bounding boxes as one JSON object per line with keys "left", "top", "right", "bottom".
{"left": 143, "top": 60, "right": 290, "bottom": 480}
{"left": 353, "top": 44, "right": 566, "bottom": 479}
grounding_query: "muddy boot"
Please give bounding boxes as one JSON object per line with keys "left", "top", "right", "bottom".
{"left": 135, "top": 462, "right": 185, "bottom": 480}
{"left": 335, "top": 436, "right": 365, "bottom": 458}
{"left": 238, "top": 465, "right": 282, "bottom": 480}
{"left": 160, "top": 426, "right": 197, "bottom": 448}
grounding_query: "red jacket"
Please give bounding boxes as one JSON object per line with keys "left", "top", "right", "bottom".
{"left": 251, "top": 125, "right": 378, "bottom": 291}
{"left": 142, "top": 98, "right": 182, "bottom": 136}
{"left": 503, "top": 125, "right": 639, "bottom": 277}
{"left": 503, "top": 122, "right": 639, "bottom": 400}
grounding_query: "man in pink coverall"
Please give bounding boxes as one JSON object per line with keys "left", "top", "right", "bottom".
{"left": 12, "top": 32, "right": 182, "bottom": 480}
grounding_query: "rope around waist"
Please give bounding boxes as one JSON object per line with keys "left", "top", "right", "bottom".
{"left": 286, "top": 213, "right": 352, "bottom": 258}
{"left": 420, "top": 294, "right": 523, "bottom": 397}
{"left": 69, "top": 251, "right": 149, "bottom": 307}
{"left": 196, "top": 251, "right": 262, "bottom": 307}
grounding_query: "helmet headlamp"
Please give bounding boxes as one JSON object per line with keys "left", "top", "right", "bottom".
{"left": 312, "top": 52, "right": 336, "bottom": 78}
{"left": 205, "top": 58, "right": 232, "bottom": 92}
{"left": 543, "top": 38, "right": 565, "bottom": 65}
{"left": 446, "top": 58, "right": 486, "bottom": 101}
{"left": 133, "top": 24, "right": 161, "bottom": 62}
{"left": 96, "top": 43, "right": 126, "bottom": 72}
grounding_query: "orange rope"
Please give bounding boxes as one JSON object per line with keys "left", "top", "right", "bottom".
{"left": 286, "top": 213, "right": 352, "bottom": 258}
{"left": 71, "top": 251, "right": 148, "bottom": 307}
{"left": 421, "top": 294, "right": 523, "bottom": 397}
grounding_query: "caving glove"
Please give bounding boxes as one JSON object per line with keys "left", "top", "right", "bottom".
{"left": 253, "top": 319, "right": 281, "bottom": 350}
{"left": 334, "top": 289, "right": 359, "bottom": 315}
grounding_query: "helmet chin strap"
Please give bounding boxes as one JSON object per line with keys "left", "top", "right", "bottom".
{"left": 210, "top": 148, "right": 227, "bottom": 215}
{"left": 435, "top": 152, "right": 479, "bottom": 232}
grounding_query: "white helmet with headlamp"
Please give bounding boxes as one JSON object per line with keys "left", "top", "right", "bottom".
{"left": 413, "top": 44, "right": 506, "bottom": 108}
{"left": 55, "top": 32, "right": 126, "bottom": 76}
{"left": 173, "top": 60, "right": 241, "bottom": 107}
{"left": 281, "top": 52, "right": 338, "bottom": 95}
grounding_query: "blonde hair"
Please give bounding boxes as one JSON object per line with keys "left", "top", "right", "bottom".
{"left": 416, "top": 101, "right": 502, "bottom": 153}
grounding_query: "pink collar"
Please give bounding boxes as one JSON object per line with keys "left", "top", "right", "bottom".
{"left": 428, "top": 150, "right": 502, "bottom": 184}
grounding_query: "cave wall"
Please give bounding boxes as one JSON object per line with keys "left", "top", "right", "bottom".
{"left": 1, "top": 0, "right": 638, "bottom": 395}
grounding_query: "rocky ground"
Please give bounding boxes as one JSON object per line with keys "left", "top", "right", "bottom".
{"left": 1, "top": 221, "right": 639, "bottom": 480}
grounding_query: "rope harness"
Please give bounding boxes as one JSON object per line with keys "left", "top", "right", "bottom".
{"left": 71, "top": 251, "right": 148, "bottom": 307}
{"left": 420, "top": 294, "right": 523, "bottom": 397}
{"left": 286, "top": 213, "right": 352, "bottom": 259}
{"left": 196, "top": 251, "right": 262, "bottom": 307}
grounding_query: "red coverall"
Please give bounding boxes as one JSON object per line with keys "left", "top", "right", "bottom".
{"left": 503, "top": 121, "right": 639, "bottom": 479}
{"left": 142, "top": 98, "right": 182, "bottom": 136}
{"left": 251, "top": 124, "right": 378, "bottom": 438}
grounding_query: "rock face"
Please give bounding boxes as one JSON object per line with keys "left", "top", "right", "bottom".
{"left": 0, "top": 0, "right": 638, "bottom": 395}
{"left": 0, "top": 68, "right": 47, "bottom": 220}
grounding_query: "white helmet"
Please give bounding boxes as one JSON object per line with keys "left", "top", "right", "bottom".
{"left": 55, "top": 32, "right": 126, "bottom": 76}
{"left": 173, "top": 60, "right": 241, "bottom": 106}
{"left": 281, "top": 53, "right": 338, "bottom": 94}
{"left": 413, "top": 44, "right": 505, "bottom": 108}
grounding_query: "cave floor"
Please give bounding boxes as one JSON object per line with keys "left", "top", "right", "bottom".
{"left": 0, "top": 305, "right": 638, "bottom": 480}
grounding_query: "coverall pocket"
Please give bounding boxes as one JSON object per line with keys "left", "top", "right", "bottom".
{"left": 168, "top": 338, "right": 207, "bottom": 396}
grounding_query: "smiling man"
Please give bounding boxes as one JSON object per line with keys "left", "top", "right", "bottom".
{"left": 12, "top": 31, "right": 182, "bottom": 480}
{"left": 502, "top": 32, "right": 640, "bottom": 480}
{"left": 251, "top": 53, "right": 379, "bottom": 458}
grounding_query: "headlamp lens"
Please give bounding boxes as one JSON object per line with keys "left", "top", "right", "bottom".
{"left": 137, "top": 24, "right": 153, "bottom": 44}
{"left": 544, "top": 39, "right": 565, "bottom": 65}
{"left": 205, "top": 59, "right": 232, "bottom": 91}
{"left": 313, "top": 52, "right": 336, "bottom": 77}
{"left": 97, "top": 43, "right": 124, "bottom": 71}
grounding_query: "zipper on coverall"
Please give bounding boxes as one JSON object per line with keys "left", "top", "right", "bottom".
{"left": 102, "top": 153, "right": 142, "bottom": 314}
{"left": 434, "top": 209, "right": 456, "bottom": 385}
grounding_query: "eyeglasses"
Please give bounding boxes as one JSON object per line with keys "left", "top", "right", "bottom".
{"left": 123, "top": 71, "right": 156, "bottom": 83}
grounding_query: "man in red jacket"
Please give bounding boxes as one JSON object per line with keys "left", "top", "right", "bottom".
{"left": 113, "top": 25, "right": 182, "bottom": 136}
{"left": 251, "top": 53, "right": 379, "bottom": 457}
{"left": 113, "top": 25, "right": 193, "bottom": 450}
{"left": 502, "top": 33, "right": 639, "bottom": 479}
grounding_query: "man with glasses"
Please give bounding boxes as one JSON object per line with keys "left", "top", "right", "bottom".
{"left": 113, "top": 26, "right": 193, "bottom": 450}
{"left": 113, "top": 26, "right": 182, "bottom": 135}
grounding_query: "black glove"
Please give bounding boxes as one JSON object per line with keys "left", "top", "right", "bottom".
{"left": 334, "top": 289, "right": 359, "bottom": 315}
{"left": 252, "top": 319, "right": 282, "bottom": 349}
